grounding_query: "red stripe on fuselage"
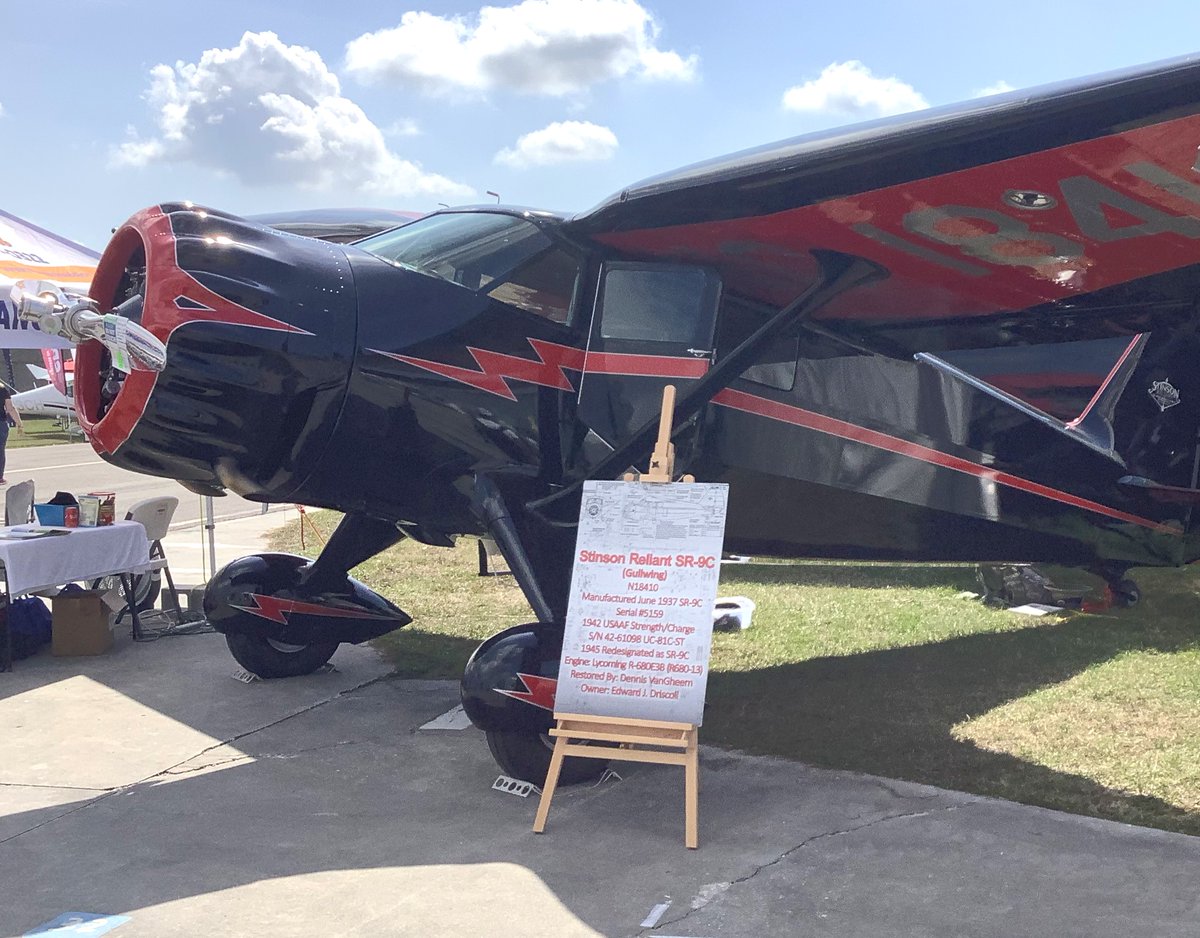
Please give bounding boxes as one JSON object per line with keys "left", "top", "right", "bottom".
{"left": 376, "top": 338, "right": 707, "bottom": 400}
{"left": 382, "top": 336, "right": 1169, "bottom": 535}
{"left": 712, "top": 387, "right": 1178, "bottom": 534}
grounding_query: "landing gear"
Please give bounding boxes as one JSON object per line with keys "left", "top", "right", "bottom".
{"left": 485, "top": 728, "right": 606, "bottom": 785}
{"left": 225, "top": 632, "right": 338, "bottom": 678}
{"left": 1109, "top": 577, "right": 1141, "bottom": 608}
{"left": 1094, "top": 564, "right": 1141, "bottom": 609}
{"left": 204, "top": 514, "right": 411, "bottom": 678}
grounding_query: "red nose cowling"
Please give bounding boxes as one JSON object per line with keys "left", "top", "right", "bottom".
{"left": 78, "top": 203, "right": 357, "bottom": 501}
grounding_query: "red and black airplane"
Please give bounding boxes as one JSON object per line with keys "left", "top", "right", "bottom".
{"left": 18, "top": 54, "right": 1200, "bottom": 782}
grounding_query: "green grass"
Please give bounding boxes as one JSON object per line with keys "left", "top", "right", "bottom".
{"left": 9, "top": 416, "right": 86, "bottom": 448}
{"left": 269, "top": 510, "right": 1200, "bottom": 836}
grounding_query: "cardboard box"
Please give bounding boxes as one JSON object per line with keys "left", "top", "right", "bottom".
{"left": 51, "top": 590, "right": 113, "bottom": 656}
{"left": 87, "top": 492, "right": 116, "bottom": 526}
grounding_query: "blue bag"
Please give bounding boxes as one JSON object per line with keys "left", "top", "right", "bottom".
{"left": 9, "top": 597, "right": 52, "bottom": 659}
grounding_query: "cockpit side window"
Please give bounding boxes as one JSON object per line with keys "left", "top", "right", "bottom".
{"left": 487, "top": 246, "right": 581, "bottom": 323}
{"left": 598, "top": 263, "right": 720, "bottom": 346}
{"left": 357, "top": 213, "right": 552, "bottom": 291}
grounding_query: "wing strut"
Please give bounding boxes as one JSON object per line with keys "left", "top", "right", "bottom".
{"left": 529, "top": 250, "right": 887, "bottom": 520}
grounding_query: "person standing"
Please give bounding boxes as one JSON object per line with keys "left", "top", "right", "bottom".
{"left": 0, "top": 383, "right": 25, "bottom": 484}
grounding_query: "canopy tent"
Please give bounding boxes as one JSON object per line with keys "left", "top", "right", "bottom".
{"left": 0, "top": 209, "right": 98, "bottom": 350}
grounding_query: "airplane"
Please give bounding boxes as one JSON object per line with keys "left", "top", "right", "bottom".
{"left": 16, "top": 53, "right": 1200, "bottom": 784}
{"left": 13, "top": 380, "right": 75, "bottom": 421}
{"left": 14, "top": 359, "right": 77, "bottom": 423}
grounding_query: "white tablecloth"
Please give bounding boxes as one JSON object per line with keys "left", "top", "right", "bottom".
{"left": 0, "top": 520, "right": 151, "bottom": 595}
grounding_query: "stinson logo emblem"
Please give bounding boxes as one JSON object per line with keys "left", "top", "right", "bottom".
{"left": 1148, "top": 379, "right": 1181, "bottom": 412}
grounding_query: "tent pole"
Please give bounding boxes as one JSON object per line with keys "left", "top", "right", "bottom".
{"left": 204, "top": 496, "right": 217, "bottom": 580}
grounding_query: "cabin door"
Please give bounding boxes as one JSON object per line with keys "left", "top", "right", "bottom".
{"left": 574, "top": 260, "right": 721, "bottom": 462}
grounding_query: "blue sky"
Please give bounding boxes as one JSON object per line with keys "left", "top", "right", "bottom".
{"left": 4, "top": 0, "right": 1200, "bottom": 250}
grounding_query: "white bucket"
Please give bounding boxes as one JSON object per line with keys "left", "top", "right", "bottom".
{"left": 712, "top": 596, "right": 756, "bottom": 631}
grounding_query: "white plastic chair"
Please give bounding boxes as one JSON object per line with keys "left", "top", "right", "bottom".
{"left": 4, "top": 480, "right": 34, "bottom": 526}
{"left": 125, "top": 496, "right": 182, "bottom": 616}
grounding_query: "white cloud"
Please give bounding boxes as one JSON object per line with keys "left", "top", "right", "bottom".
{"left": 384, "top": 118, "right": 422, "bottom": 137}
{"left": 112, "top": 31, "right": 472, "bottom": 199}
{"left": 494, "top": 120, "right": 618, "bottom": 168}
{"left": 975, "top": 80, "right": 1016, "bottom": 97}
{"left": 782, "top": 60, "right": 928, "bottom": 118}
{"left": 345, "top": 0, "right": 697, "bottom": 97}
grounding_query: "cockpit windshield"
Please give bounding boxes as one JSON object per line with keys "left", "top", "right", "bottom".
{"left": 356, "top": 212, "right": 553, "bottom": 291}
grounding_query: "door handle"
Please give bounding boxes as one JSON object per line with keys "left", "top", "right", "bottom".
{"left": 686, "top": 348, "right": 713, "bottom": 358}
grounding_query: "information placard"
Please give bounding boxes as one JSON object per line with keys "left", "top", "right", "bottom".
{"left": 555, "top": 479, "right": 729, "bottom": 725}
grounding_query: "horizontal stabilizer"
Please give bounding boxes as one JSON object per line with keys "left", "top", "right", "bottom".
{"left": 915, "top": 351, "right": 1129, "bottom": 464}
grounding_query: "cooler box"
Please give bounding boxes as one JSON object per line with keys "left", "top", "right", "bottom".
{"left": 33, "top": 504, "right": 67, "bottom": 526}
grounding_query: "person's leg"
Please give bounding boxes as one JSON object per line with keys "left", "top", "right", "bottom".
{"left": 0, "top": 420, "right": 11, "bottom": 482}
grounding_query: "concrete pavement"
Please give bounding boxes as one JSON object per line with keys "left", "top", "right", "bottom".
{"left": 159, "top": 504, "right": 299, "bottom": 594}
{"left": 1, "top": 511, "right": 1199, "bottom": 935}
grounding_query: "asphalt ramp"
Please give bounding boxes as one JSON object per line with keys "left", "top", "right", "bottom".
{"left": 2, "top": 631, "right": 1198, "bottom": 937}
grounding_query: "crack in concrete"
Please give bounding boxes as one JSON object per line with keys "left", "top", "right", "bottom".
{"left": 159, "top": 754, "right": 252, "bottom": 776}
{"left": 161, "top": 738, "right": 367, "bottom": 777}
{"left": 0, "top": 673, "right": 387, "bottom": 846}
{"left": 647, "top": 801, "right": 977, "bottom": 934}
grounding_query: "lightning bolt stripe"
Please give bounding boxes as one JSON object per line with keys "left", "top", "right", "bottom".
{"left": 232, "top": 594, "right": 403, "bottom": 624}
{"left": 495, "top": 672, "right": 558, "bottom": 711}
{"left": 372, "top": 337, "right": 706, "bottom": 401}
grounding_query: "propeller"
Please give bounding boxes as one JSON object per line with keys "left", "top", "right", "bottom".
{"left": 9, "top": 280, "right": 166, "bottom": 373}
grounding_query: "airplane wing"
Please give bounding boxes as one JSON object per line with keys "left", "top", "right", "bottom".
{"left": 247, "top": 208, "right": 423, "bottom": 243}
{"left": 0, "top": 209, "right": 98, "bottom": 349}
{"left": 569, "top": 54, "right": 1200, "bottom": 354}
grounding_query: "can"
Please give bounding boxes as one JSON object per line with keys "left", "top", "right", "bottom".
{"left": 64, "top": 506, "right": 80, "bottom": 528}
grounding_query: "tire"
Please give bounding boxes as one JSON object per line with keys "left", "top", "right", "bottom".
{"left": 485, "top": 728, "right": 607, "bottom": 786}
{"left": 224, "top": 631, "right": 338, "bottom": 678}
{"left": 91, "top": 571, "right": 160, "bottom": 616}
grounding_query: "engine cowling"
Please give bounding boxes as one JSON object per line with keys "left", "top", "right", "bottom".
{"left": 78, "top": 203, "right": 358, "bottom": 501}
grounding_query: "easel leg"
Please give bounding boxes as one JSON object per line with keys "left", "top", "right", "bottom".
{"left": 684, "top": 731, "right": 699, "bottom": 849}
{"left": 533, "top": 737, "right": 567, "bottom": 833}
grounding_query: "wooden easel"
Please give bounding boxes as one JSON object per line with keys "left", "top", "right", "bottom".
{"left": 533, "top": 385, "right": 702, "bottom": 848}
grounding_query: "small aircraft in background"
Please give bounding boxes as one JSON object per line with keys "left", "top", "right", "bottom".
{"left": 14, "top": 357, "right": 77, "bottom": 425}
{"left": 17, "top": 53, "right": 1200, "bottom": 783}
